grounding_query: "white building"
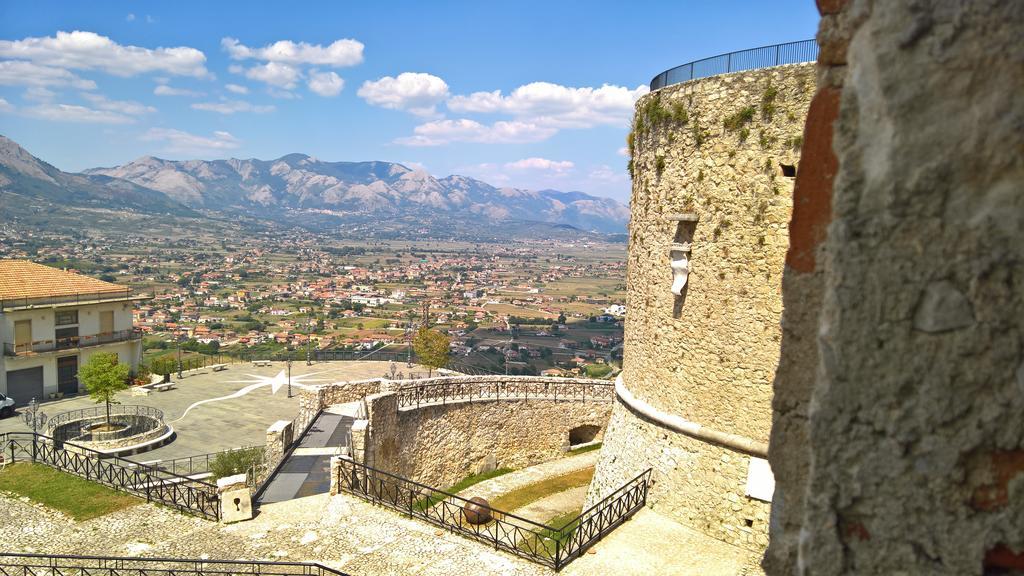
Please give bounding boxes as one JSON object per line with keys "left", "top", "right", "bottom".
{"left": 0, "top": 261, "right": 147, "bottom": 405}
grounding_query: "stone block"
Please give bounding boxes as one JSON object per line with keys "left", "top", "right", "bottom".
{"left": 217, "top": 473, "right": 252, "bottom": 523}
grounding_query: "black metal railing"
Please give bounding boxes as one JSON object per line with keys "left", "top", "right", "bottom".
{"left": 334, "top": 457, "right": 651, "bottom": 569}
{"left": 0, "top": 553, "right": 348, "bottom": 576}
{"left": 145, "top": 349, "right": 503, "bottom": 377}
{"left": 0, "top": 288, "right": 138, "bottom": 312}
{"left": 46, "top": 405, "right": 164, "bottom": 435}
{"left": 395, "top": 378, "right": 616, "bottom": 409}
{"left": 0, "top": 432, "right": 219, "bottom": 521}
{"left": 142, "top": 445, "right": 266, "bottom": 478}
{"left": 650, "top": 39, "right": 819, "bottom": 90}
{"left": 4, "top": 328, "right": 143, "bottom": 356}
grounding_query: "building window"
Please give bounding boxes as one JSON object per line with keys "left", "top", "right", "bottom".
{"left": 55, "top": 310, "right": 78, "bottom": 326}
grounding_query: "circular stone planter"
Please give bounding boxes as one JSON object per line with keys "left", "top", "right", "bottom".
{"left": 48, "top": 405, "right": 172, "bottom": 456}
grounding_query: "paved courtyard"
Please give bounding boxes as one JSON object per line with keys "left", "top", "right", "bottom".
{"left": 0, "top": 360, "right": 419, "bottom": 463}
{"left": 0, "top": 489, "right": 764, "bottom": 575}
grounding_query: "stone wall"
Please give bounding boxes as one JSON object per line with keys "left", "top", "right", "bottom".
{"left": 767, "top": 1, "right": 1024, "bottom": 574}
{"left": 363, "top": 391, "right": 612, "bottom": 489}
{"left": 587, "top": 62, "right": 817, "bottom": 553}
{"left": 300, "top": 375, "right": 614, "bottom": 489}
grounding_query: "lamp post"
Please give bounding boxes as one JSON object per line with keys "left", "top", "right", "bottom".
{"left": 22, "top": 398, "right": 48, "bottom": 462}
{"left": 176, "top": 329, "right": 183, "bottom": 379}
{"left": 287, "top": 357, "right": 293, "bottom": 398}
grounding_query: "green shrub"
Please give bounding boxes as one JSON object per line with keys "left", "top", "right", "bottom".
{"left": 209, "top": 447, "right": 264, "bottom": 480}
{"left": 723, "top": 106, "right": 755, "bottom": 131}
{"left": 761, "top": 84, "right": 779, "bottom": 121}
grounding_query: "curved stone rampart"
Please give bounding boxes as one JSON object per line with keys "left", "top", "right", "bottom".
{"left": 588, "top": 62, "right": 816, "bottom": 552}
{"left": 304, "top": 375, "right": 614, "bottom": 489}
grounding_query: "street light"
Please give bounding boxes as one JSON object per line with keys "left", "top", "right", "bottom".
{"left": 287, "top": 357, "right": 293, "bottom": 398}
{"left": 22, "top": 398, "right": 47, "bottom": 462}
{"left": 176, "top": 329, "right": 183, "bottom": 379}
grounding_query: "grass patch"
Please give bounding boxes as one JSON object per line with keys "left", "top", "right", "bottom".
{"left": 0, "top": 463, "right": 141, "bottom": 520}
{"left": 567, "top": 442, "right": 602, "bottom": 456}
{"left": 491, "top": 467, "right": 595, "bottom": 513}
{"left": 413, "top": 467, "right": 514, "bottom": 512}
{"left": 530, "top": 506, "right": 585, "bottom": 556}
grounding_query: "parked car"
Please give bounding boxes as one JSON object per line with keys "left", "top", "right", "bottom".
{"left": 0, "top": 393, "right": 14, "bottom": 418}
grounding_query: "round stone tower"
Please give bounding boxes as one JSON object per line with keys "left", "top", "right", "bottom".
{"left": 586, "top": 61, "right": 816, "bottom": 552}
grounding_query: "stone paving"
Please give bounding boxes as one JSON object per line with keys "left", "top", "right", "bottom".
{"left": 0, "top": 488, "right": 763, "bottom": 575}
{"left": 0, "top": 361, "right": 414, "bottom": 462}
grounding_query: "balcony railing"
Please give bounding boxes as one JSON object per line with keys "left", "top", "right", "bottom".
{"left": 649, "top": 39, "right": 819, "bottom": 91}
{"left": 0, "top": 288, "right": 139, "bottom": 311}
{"left": 3, "top": 328, "right": 142, "bottom": 356}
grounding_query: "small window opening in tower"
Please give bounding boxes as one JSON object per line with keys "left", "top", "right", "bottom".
{"left": 780, "top": 163, "right": 797, "bottom": 177}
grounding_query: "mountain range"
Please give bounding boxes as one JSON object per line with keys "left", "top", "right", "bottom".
{"left": 0, "top": 135, "right": 629, "bottom": 235}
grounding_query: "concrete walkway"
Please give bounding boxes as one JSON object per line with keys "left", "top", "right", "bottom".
{"left": 256, "top": 410, "right": 354, "bottom": 504}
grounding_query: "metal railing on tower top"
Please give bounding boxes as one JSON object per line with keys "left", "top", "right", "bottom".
{"left": 650, "top": 39, "right": 819, "bottom": 91}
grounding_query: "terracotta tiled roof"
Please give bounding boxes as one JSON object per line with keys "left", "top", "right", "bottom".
{"left": 0, "top": 260, "right": 126, "bottom": 301}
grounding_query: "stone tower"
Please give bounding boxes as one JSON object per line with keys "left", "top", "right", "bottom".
{"left": 586, "top": 61, "right": 816, "bottom": 552}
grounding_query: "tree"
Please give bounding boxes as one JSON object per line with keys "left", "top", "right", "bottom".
{"left": 558, "top": 312, "right": 567, "bottom": 325}
{"left": 78, "top": 353, "right": 130, "bottom": 426}
{"left": 413, "top": 327, "right": 450, "bottom": 377}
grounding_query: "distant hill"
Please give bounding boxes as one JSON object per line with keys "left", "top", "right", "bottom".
{"left": 85, "top": 154, "right": 630, "bottom": 233}
{"left": 0, "top": 134, "right": 629, "bottom": 235}
{"left": 0, "top": 135, "right": 192, "bottom": 215}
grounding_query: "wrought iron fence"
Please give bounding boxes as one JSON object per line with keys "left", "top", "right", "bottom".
{"left": 141, "top": 445, "right": 266, "bottom": 478}
{"left": 334, "top": 457, "right": 651, "bottom": 569}
{"left": 4, "top": 328, "right": 142, "bottom": 356}
{"left": 650, "top": 39, "right": 819, "bottom": 90}
{"left": 46, "top": 405, "right": 164, "bottom": 436}
{"left": 0, "top": 432, "right": 219, "bottom": 521}
{"left": 0, "top": 553, "right": 349, "bottom": 576}
{"left": 395, "top": 378, "right": 616, "bottom": 409}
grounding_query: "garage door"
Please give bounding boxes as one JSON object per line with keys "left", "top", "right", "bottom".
{"left": 7, "top": 367, "right": 44, "bottom": 407}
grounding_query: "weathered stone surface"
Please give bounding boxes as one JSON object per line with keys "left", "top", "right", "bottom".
{"left": 589, "top": 62, "right": 816, "bottom": 554}
{"left": 768, "top": 1, "right": 1024, "bottom": 574}
{"left": 365, "top": 392, "right": 611, "bottom": 489}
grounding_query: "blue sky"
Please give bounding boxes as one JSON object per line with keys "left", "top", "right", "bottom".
{"left": 0, "top": 1, "right": 819, "bottom": 202}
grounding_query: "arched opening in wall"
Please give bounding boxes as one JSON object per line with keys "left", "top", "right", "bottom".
{"left": 569, "top": 424, "right": 601, "bottom": 447}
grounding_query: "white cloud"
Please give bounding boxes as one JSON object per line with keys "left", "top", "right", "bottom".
{"left": 243, "top": 62, "right": 300, "bottom": 89}
{"left": 307, "top": 70, "right": 343, "bottom": 97}
{"left": 504, "top": 157, "right": 574, "bottom": 173}
{"left": 23, "top": 86, "right": 56, "bottom": 102}
{"left": 125, "top": 14, "right": 136, "bottom": 22}
{"left": 588, "top": 164, "right": 629, "bottom": 184}
{"left": 267, "top": 88, "right": 300, "bottom": 100}
{"left": 81, "top": 92, "right": 156, "bottom": 115}
{"left": 225, "top": 83, "right": 248, "bottom": 94}
{"left": 142, "top": 128, "right": 240, "bottom": 154}
{"left": 23, "top": 103, "right": 134, "bottom": 124}
{"left": 617, "top": 146, "right": 629, "bottom": 157}
{"left": 0, "top": 60, "right": 97, "bottom": 89}
{"left": 0, "top": 30, "right": 209, "bottom": 77}
{"left": 358, "top": 72, "right": 449, "bottom": 116}
{"left": 0, "top": 97, "right": 13, "bottom": 112}
{"left": 395, "top": 118, "right": 556, "bottom": 146}
{"left": 154, "top": 84, "right": 202, "bottom": 97}
{"left": 221, "top": 37, "right": 363, "bottom": 67}
{"left": 448, "top": 82, "right": 648, "bottom": 129}
{"left": 191, "top": 99, "right": 274, "bottom": 115}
